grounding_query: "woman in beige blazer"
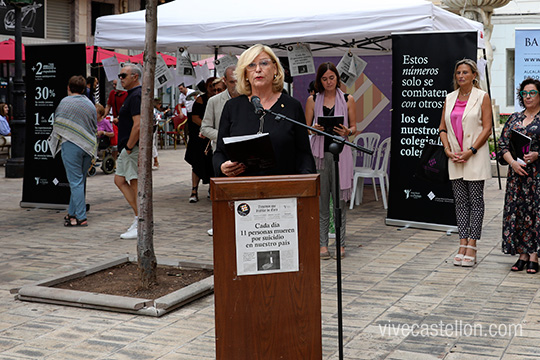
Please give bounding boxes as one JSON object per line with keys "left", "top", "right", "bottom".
{"left": 439, "top": 59, "right": 492, "bottom": 267}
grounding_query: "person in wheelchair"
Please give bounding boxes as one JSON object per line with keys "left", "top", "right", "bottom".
{"left": 96, "top": 104, "right": 114, "bottom": 149}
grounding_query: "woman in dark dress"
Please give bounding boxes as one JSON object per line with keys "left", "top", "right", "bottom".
{"left": 213, "top": 44, "right": 315, "bottom": 177}
{"left": 184, "top": 77, "right": 217, "bottom": 203}
{"left": 499, "top": 77, "right": 540, "bottom": 273}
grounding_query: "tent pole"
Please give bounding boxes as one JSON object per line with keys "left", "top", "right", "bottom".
{"left": 482, "top": 48, "right": 501, "bottom": 190}
{"left": 213, "top": 47, "right": 218, "bottom": 77}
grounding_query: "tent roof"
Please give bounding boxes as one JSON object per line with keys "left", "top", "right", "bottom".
{"left": 94, "top": 0, "right": 483, "bottom": 55}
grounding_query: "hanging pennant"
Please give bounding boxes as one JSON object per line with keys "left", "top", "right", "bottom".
{"left": 102, "top": 56, "right": 120, "bottom": 82}
{"left": 336, "top": 52, "right": 367, "bottom": 88}
{"left": 195, "top": 63, "right": 211, "bottom": 84}
{"left": 286, "top": 43, "right": 315, "bottom": 77}
{"left": 214, "top": 55, "right": 238, "bottom": 77}
{"left": 154, "top": 54, "right": 174, "bottom": 90}
{"left": 176, "top": 47, "right": 196, "bottom": 78}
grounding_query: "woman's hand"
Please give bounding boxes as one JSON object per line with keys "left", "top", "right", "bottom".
{"left": 312, "top": 123, "right": 324, "bottom": 134}
{"left": 97, "top": 130, "right": 104, "bottom": 136}
{"left": 523, "top": 151, "right": 538, "bottom": 165}
{"left": 453, "top": 150, "right": 473, "bottom": 163}
{"left": 445, "top": 148, "right": 458, "bottom": 162}
{"left": 335, "top": 124, "right": 351, "bottom": 137}
{"left": 510, "top": 159, "right": 528, "bottom": 176}
{"left": 221, "top": 160, "right": 246, "bottom": 177}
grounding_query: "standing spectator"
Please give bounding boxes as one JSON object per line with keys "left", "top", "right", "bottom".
{"left": 85, "top": 76, "right": 98, "bottom": 104}
{"left": 308, "top": 80, "right": 316, "bottom": 96}
{"left": 200, "top": 65, "right": 238, "bottom": 235}
{"left": 185, "top": 77, "right": 217, "bottom": 203}
{"left": 48, "top": 76, "right": 97, "bottom": 226}
{"left": 213, "top": 77, "right": 226, "bottom": 94}
{"left": 201, "top": 67, "right": 238, "bottom": 154}
{"left": 115, "top": 64, "right": 142, "bottom": 239}
{"left": 0, "top": 103, "right": 11, "bottom": 136}
{"left": 104, "top": 79, "right": 128, "bottom": 120}
{"left": 439, "top": 59, "right": 492, "bottom": 267}
{"left": 499, "top": 78, "right": 540, "bottom": 273}
{"left": 105, "top": 79, "right": 128, "bottom": 159}
{"left": 305, "top": 62, "right": 356, "bottom": 260}
{"left": 153, "top": 98, "right": 170, "bottom": 170}
{"left": 178, "top": 83, "right": 196, "bottom": 114}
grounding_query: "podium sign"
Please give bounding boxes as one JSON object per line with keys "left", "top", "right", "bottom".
{"left": 211, "top": 174, "right": 322, "bottom": 360}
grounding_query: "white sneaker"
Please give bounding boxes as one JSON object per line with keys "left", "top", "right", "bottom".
{"left": 121, "top": 227, "right": 138, "bottom": 239}
{"left": 207, "top": 228, "right": 213, "bottom": 236}
{"left": 127, "top": 217, "right": 138, "bottom": 232}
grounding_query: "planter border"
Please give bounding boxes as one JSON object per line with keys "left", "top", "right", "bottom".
{"left": 11, "top": 255, "right": 214, "bottom": 317}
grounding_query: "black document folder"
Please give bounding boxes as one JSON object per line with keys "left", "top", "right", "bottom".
{"left": 317, "top": 116, "right": 344, "bottom": 135}
{"left": 223, "top": 133, "right": 276, "bottom": 171}
{"left": 510, "top": 129, "right": 531, "bottom": 164}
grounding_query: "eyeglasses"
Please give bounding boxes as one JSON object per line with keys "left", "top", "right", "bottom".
{"left": 118, "top": 73, "right": 130, "bottom": 79}
{"left": 246, "top": 59, "right": 274, "bottom": 71}
{"left": 520, "top": 90, "right": 538, "bottom": 98}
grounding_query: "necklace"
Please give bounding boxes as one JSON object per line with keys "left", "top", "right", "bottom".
{"left": 460, "top": 90, "right": 471, "bottom": 97}
{"left": 525, "top": 109, "right": 539, "bottom": 118}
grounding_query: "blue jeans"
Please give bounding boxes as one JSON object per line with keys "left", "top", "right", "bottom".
{"left": 61, "top": 141, "right": 92, "bottom": 220}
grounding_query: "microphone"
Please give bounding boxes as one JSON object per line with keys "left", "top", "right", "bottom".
{"left": 251, "top": 96, "right": 265, "bottom": 115}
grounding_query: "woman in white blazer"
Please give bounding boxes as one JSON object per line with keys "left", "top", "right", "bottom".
{"left": 439, "top": 59, "right": 492, "bottom": 267}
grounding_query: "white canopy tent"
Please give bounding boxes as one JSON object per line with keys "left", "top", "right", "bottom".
{"left": 94, "top": 0, "right": 484, "bottom": 55}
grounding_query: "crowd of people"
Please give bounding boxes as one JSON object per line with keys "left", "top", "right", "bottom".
{"left": 46, "top": 46, "right": 540, "bottom": 267}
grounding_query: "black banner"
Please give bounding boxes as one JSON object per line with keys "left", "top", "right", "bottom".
{"left": 0, "top": 0, "right": 45, "bottom": 38}
{"left": 21, "top": 43, "right": 86, "bottom": 208}
{"left": 387, "top": 32, "right": 477, "bottom": 230}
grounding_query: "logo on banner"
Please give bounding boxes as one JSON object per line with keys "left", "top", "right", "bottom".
{"left": 237, "top": 203, "right": 250, "bottom": 216}
{"left": 428, "top": 192, "right": 436, "bottom": 201}
{"left": 404, "top": 189, "right": 421, "bottom": 200}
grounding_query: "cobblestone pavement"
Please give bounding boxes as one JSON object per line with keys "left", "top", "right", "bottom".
{"left": 0, "top": 148, "right": 536, "bottom": 359}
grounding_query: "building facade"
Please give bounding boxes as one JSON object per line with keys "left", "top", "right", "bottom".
{"left": 491, "top": 0, "right": 540, "bottom": 113}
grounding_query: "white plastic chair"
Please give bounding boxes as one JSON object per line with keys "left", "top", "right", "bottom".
{"left": 350, "top": 137, "right": 391, "bottom": 209}
{"left": 349, "top": 133, "right": 380, "bottom": 209}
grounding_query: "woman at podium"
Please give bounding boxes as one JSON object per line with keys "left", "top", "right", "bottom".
{"left": 213, "top": 44, "right": 315, "bottom": 177}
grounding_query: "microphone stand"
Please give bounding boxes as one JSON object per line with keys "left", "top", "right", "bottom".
{"left": 262, "top": 108, "right": 372, "bottom": 360}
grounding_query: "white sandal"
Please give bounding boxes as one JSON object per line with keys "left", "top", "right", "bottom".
{"left": 461, "top": 245, "right": 477, "bottom": 267}
{"left": 453, "top": 245, "right": 467, "bottom": 266}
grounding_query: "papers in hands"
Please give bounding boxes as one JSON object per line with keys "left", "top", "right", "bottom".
{"left": 223, "top": 133, "right": 268, "bottom": 145}
{"left": 223, "top": 133, "right": 276, "bottom": 171}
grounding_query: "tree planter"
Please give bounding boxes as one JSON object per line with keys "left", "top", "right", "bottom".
{"left": 11, "top": 255, "right": 213, "bottom": 317}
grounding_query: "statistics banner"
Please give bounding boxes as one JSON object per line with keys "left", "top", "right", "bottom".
{"left": 515, "top": 29, "right": 540, "bottom": 111}
{"left": 387, "top": 32, "right": 477, "bottom": 231}
{"left": 21, "top": 43, "right": 86, "bottom": 208}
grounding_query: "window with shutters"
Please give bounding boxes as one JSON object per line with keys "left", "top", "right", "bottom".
{"left": 46, "top": 0, "right": 71, "bottom": 40}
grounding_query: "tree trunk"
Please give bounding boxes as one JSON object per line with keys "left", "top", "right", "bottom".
{"left": 137, "top": 0, "right": 157, "bottom": 289}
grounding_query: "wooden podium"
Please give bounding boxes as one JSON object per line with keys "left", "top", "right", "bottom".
{"left": 211, "top": 174, "right": 322, "bottom": 360}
